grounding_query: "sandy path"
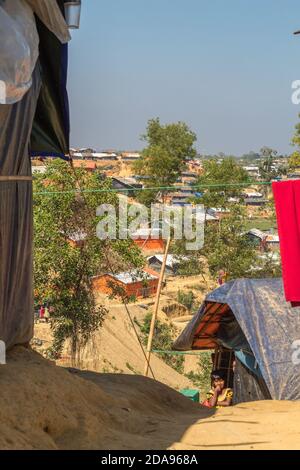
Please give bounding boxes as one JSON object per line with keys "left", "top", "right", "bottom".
{"left": 0, "top": 347, "right": 299, "bottom": 450}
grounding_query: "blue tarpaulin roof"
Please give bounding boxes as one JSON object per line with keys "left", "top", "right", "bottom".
{"left": 173, "top": 278, "right": 300, "bottom": 400}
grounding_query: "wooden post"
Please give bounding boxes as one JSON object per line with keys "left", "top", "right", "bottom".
{"left": 144, "top": 236, "right": 171, "bottom": 377}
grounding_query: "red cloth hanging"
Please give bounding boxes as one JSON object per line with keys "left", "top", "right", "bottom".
{"left": 273, "top": 180, "right": 300, "bottom": 305}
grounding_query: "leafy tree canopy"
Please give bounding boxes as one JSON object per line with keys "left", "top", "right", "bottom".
{"left": 203, "top": 205, "right": 280, "bottom": 280}
{"left": 134, "top": 118, "right": 197, "bottom": 203}
{"left": 34, "top": 160, "right": 144, "bottom": 361}
{"left": 291, "top": 114, "right": 300, "bottom": 148}
{"left": 289, "top": 151, "right": 300, "bottom": 169}
{"left": 141, "top": 117, "right": 197, "bottom": 161}
{"left": 196, "top": 158, "right": 250, "bottom": 209}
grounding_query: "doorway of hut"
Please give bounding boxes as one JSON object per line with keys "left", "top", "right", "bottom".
{"left": 212, "top": 347, "right": 235, "bottom": 390}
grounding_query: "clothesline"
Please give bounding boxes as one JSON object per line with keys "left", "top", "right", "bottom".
{"left": 152, "top": 349, "right": 206, "bottom": 356}
{"left": 33, "top": 180, "right": 273, "bottom": 196}
{"left": 152, "top": 348, "right": 256, "bottom": 357}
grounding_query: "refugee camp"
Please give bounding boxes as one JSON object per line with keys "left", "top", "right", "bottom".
{"left": 1, "top": 0, "right": 300, "bottom": 456}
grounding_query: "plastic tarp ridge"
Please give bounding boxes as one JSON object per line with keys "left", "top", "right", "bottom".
{"left": 25, "top": 0, "right": 71, "bottom": 44}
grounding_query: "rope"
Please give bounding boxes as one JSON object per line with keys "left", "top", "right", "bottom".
{"left": 152, "top": 348, "right": 256, "bottom": 357}
{"left": 33, "top": 180, "right": 274, "bottom": 197}
{"left": 152, "top": 350, "right": 206, "bottom": 356}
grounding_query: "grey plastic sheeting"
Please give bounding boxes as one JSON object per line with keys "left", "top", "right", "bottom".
{"left": 173, "top": 278, "right": 300, "bottom": 400}
{"left": 233, "top": 358, "right": 271, "bottom": 404}
{"left": 0, "top": 64, "right": 41, "bottom": 350}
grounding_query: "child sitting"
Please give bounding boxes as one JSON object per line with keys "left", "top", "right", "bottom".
{"left": 202, "top": 370, "right": 233, "bottom": 408}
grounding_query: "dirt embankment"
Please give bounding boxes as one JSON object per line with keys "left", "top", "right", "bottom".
{"left": 34, "top": 303, "right": 194, "bottom": 391}
{"left": 33, "top": 274, "right": 218, "bottom": 391}
{"left": 0, "top": 347, "right": 300, "bottom": 450}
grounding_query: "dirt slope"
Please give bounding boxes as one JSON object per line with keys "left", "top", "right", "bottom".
{"left": 0, "top": 347, "right": 300, "bottom": 450}
{"left": 33, "top": 272, "right": 216, "bottom": 391}
{"left": 34, "top": 303, "right": 194, "bottom": 391}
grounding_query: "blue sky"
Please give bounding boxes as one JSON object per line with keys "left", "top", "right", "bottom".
{"left": 68, "top": 0, "right": 300, "bottom": 155}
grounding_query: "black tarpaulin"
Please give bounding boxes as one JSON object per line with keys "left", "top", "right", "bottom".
{"left": 173, "top": 278, "right": 300, "bottom": 401}
{"left": 233, "top": 359, "right": 271, "bottom": 404}
{"left": 30, "top": 0, "right": 70, "bottom": 158}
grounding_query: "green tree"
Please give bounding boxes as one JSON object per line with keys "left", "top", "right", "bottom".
{"left": 185, "top": 351, "right": 212, "bottom": 395}
{"left": 195, "top": 158, "right": 250, "bottom": 210}
{"left": 258, "top": 147, "right": 278, "bottom": 182}
{"left": 134, "top": 118, "right": 197, "bottom": 203}
{"left": 34, "top": 160, "right": 144, "bottom": 363}
{"left": 203, "top": 205, "right": 257, "bottom": 280}
{"left": 177, "top": 290, "right": 195, "bottom": 312}
{"left": 289, "top": 151, "right": 300, "bottom": 169}
{"left": 140, "top": 313, "right": 184, "bottom": 373}
{"left": 252, "top": 253, "right": 282, "bottom": 279}
{"left": 171, "top": 239, "right": 206, "bottom": 279}
{"left": 287, "top": 113, "right": 300, "bottom": 170}
{"left": 258, "top": 147, "right": 289, "bottom": 194}
{"left": 291, "top": 113, "right": 300, "bottom": 148}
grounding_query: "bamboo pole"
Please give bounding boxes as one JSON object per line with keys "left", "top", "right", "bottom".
{"left": 144, "top": 236, "right": 171, "bottom": 377}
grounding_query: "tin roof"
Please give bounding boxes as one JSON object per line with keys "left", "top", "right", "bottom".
{"left": 96, "top": 269, "right": 159, "bottom": 285}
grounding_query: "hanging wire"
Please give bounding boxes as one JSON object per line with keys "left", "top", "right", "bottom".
{"left": 33, "top": 180, "right": 273, "bottom": 197}
{"left": 152, "top": 350, "right": 205, "bottom": 356}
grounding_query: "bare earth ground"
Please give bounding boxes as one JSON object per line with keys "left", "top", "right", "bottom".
{"left": 26, "top": 275, "right": 300, "bottom": 450}
{"left": 34, "top": 275, "right": 215, "bottom": 391}
{"left": 34, "top": 306, "right": 194, "bottom": 391}
{"left": 0, "top": 347, "right": 300, "bottom": 450}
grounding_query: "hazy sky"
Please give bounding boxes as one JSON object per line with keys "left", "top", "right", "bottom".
{"left": 68, "top": 0, "right": 300, "bottom": 155}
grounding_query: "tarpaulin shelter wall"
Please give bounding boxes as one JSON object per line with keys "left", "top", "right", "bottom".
{"left": 173, "top": 279, "right": 300, "bottom": 401}
{"left": 0, "top": 0, "right": 70, "bottom": 350}
{"left": 233, "top": 359, "right": 271, "bottom": 404}
{"left": 0, "top": 64, "right": 41, "bottom": 349}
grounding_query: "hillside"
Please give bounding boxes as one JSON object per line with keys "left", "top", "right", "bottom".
{"left": 0, "top": 347, "right": 300, "bottom": 450}
{"left": 33, "top": 274, "right": 217, "bottom": 391}
{"left": 34, "top": 304, "right": 194, "bottom": 391}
